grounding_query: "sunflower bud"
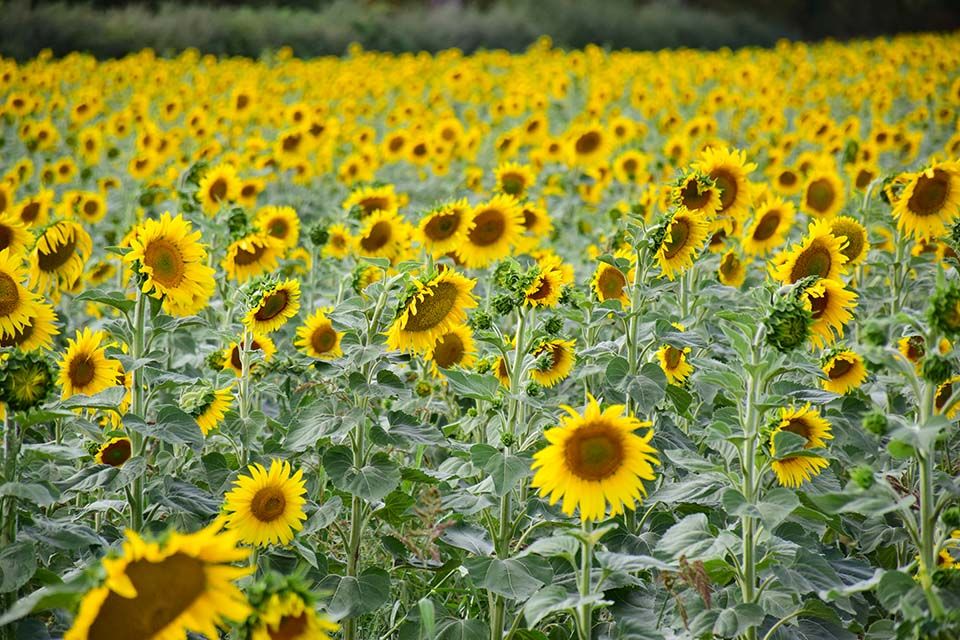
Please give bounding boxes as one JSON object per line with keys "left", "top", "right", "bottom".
{"left": 862, "top": 410, "right": 888, "bottom": 436}
{"left": 309, "top": 223, "right": 329, "bottom": 248}
{"left": 928, "top": 281, "right": 960, "bottom": 339}
{"left": 764, "top": 283, "right": 813, "bottom": 354}
{"left": 861, "top": 319, "right": 887, "bottom": 347}
{"left": 544, "top": 315, "right": 564, "bottom": 336}
{"left": 849, "top": 465, "right": 875, "bottom": 489}
{"left": 205, "top": 350, "right": 226, "bottom": 371}
{"left": 525, "top": 381, "right": 543, "bottom": 397}
{"left": 227, "top": 208, "right": 250, "bottom": 237}
{"left": 499, "top": 431, "right": 516, "bottom": 448}
{"left": 0, "top": 350, "right": 55, "bottom": 412}
{"left": 942, "top": 506, "right": 960, "bottom": 529}
{"left": 469, "top": 309, "right": 493, "bottom": 332}
{"left": 492, "top": 293, "right": 518, "bottom": 317}
{"left": 921, "top": 354, "right": 953, "bottom": 385}
{"left": 415, "top": 381, "right": 432, "bottom": 397}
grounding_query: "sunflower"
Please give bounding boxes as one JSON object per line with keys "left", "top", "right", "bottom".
{"left": 197, "top": 164, "right": 240, "bottom": 215}
{"left": 494, "top": 162, "right": 536, "bottom": 198}
{"left": 223, "top": 459, "right": 308, "bottom": 547}
{"left": 255, "top": 205, "right": 300, "bottom": 250}
{"left": 673, "top": 173, "right": 721, "bottom": 220}
{"left": 828, "top": 216, "right": 870, "bottom": 267}
{"left": 29, "top": 220, "right": 93, "bottom": 294}
{"left": 935, "top": 375, "right": 960, "bottom": 419}
{"left": 772, "top": 220, "right": 848, "bottom": 284}
{"left": 57, "top": 328, "right": 123, "bottom": 399}
{"left": 742, "top": 196, "right": 795, "bottom": 256}
{"left": 13, "top": 190, "right": 53, "bottom": 228}
{"left": 95, "top": 436, "right": 132, "bottom": 467}
{"left": 65, "top": 523, "right": 251, "bottom": 640}
{"left": 426, "top": 324, "right": 476, "bottom": 377}
{"left": 657, "top": 344, "right": 693, "bottom": 385}
{"left": 295, "top": 308, "right": 343, "bottom": 360}
{"left": 802, "top": 278, "right": 857, "bottom": 349}
{"left": 456, "top": 195, "right": 524, "bottom": 269}
{"left": 250, "top": 591, "right": 339, "bottom": 640}
{"left": 0, "top": 249, "right": 40, "bottom": 337}
{"left": 821, "top": 349, "right": 867, "bottom": 394}
{"left": 0, "top": 297, "right": 58, "bottom": 352}
{"left": 356, "top": 210, "right": 411, "bottom": 261}
{"left": 0, "top": 212, "right": 32, "bottom": 256}
{"left": 897, "top": 335, "right": 926, "bottom": 367}
{"left": 892, "top": 162, "right": 960, "bottom": 239}
{"left": 692, "top": 146, "right": 756, "bottom": 222}
{"left": 181, "top": 384, "right": 234, "bottom": 436}
{"left": 656, "top": 209, "right": 709, "bottom": 281}
{"left": 531, "top": 395, "right": 659, "bottom": 521}
{"left": 223, "top": 334, "right": 277, "bottom": 377}
{"left": 530, "top": 339, "right": 575, "bottom": 388}
{"left": 801, "top": 169, "right": 845, "bottom": 219}
{"left": 223, "top": 233, "right": 283, "bottom": 283}
{"left": 418, "top": 199, "right": 474, "bottom": 257}
{"left": 343, "top": 184, "right": 398, "bottom": 217}
{"left": 591, "top": 250, "right": 635, "bottom": 307}
{"left": 245, "top": 279, "right": 301, "bottom": 334}
{"left": 323, "top": 223, "right": 353, "bottom": 260}
{"left": 717, "top": 249, "right": 746, "bottom": 287}
{"left": 525, "top": 263, "right": 564, "bottom": 308}
{"left": 769, "top": 404, "right": 833, "bottom": 488}
{"left": 386, "top": 269, "right": 477, "bottom": 354}
{"left": 125, "top": 212, "right": 216, "bottom": 316}
{"left": 76, "top": 191, "right": 107, "bottom": 224}
{"left": 0, "top": 349, "right": 55, "bottom": 412}
{"left": 566, "top": 123, "right": 608, "bottom": 167}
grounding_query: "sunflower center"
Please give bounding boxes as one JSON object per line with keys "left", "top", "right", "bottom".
{"left": 564, "top": 421, "right": 625, "bottom": 481}
{"left": 805, "top": 179, "right": 835, "bottom": 214}
{"left": 0, "top": 321, "right": 31, "bottom": 347}
{"left": 86, "top": 553, "right": 207, "bottom": 640}
{"left": 69, "top": 355, "right": 98, "bottom": 387}
{"left": 779, "top": 170, "right": 798, "bottom": 187}
{"left": 790, "top": 242, "right": 832, "bottom": 282}
{"left": 208, "top": 178, "right": 228, "bottom": 203}
{"left": 251, "top": 486, "right": 287, "bottom": 522}
{"left": 807, "top": 289, "right": 829, "bottom": 319}
{"left": 360, "top": 197, "right": 390, "bottom": 215}
{"left": 21, "top": 202, "right": 41, "bottom": 223}
{"left": 826, "top": 357, "right": 853, "bottom": 379}
{"left": 528, "top": 276, "right": 553, "bottom": 301}
{"left": 282, "top": 133, "right": 301, "bottom": 152}
{"left": 855, "top": 168, "right": 875, "bottom": 190}
{"left": 360, "top": 221, "right": 393, "bottom": 252}
{"left": 269, "top": 613, "right": 309, "bottom": 640}
{"left": 310, "top": 325, "right": 337, "bottom": 354}
{"left": 908, "top": 170, "right": 949, "bottom": 217}
{"left": 101, "top": 439, "right": 132, "bottom": 467}
{"left": 433, "top": 332, "right": 465, "bottom": 368}
{"left": 904, "top": 337, "right": 925, "bottom": 361}
{"left": 230, "top": 339, "right": 262, "bottom": 370}
{"left": 500, "top": 173, "right": 524, "bottom": 195}
{"left": 404, "top": 282, "right": 457, "bottom": 332}
{"left": 832, "top": 222, "right": 865, "bottom": 262}
{"left": 0, "top": 273, "right": 19, "bottom": 318}
{"left": 0, "top": 226, "right": 12, "bottom": 251}
{"left": 663, "top": 346, "right": 682, "bottom": 369}
{"left": 597, "top": 267, "right": 626, "bottom": 299}
{"left": 234, "top": 243, "right": 267, "bottom": 266}
{"left": 144, "top": 239, "right": 186, "bottom": 288}
{"left": 469, "top": 209, "right": 506, "bottom": 246}
{"left": 752, "top": 211, "right": 781, "bottom": 241}
{"left": 680, "top": 181, "right": 711, "bottom": 211}
{"left": 37, "top": 234, "right": 78, "bottom": 272}
{"left": 254, "top": 291, "right": 289, "bottom": 322}
{"left": 574, "top": 131, "right": 601, "bottom": 155}
{"left": 622, "top": 158, "right": 638, "bottom": 175}
{"left": 268, "top": 219, "right": 289, "bottom": 239}
{"left": 710, "top": 169, "right": 737, "bottom": 209}
{"left": 720, "top": 253, "right": 739, "bottom": 277}
{"left": 936, "top": 382, "right": 953, "bottom": 411}
{"left": 662, "top": 219, "right": 691, "bottom": 259}
{"left": 781, "top": 418, "right": 812, "bottom": 443}
{"left": 424, "top": 212, "right": 460, "bottom": 241}
{"left": 83, "top": 200, "right": 99, "bottom": 218}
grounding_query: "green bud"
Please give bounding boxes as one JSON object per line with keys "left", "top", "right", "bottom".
{"left": 942, "top": 506, "right": 960, "bottom": 529}
{"left": 0, "top": 350, "right": 55, "bottom": 412}
{"left": 227, "top": 208, "right": 250, "bottom": 237}
{"left": 922, "top": 354, "right": 953, "bottom": 385}
{"left": 466, "top": 407, "right": 478, "bottom": 418}
{"left": 469, "top": 309, "right": 494, "bottom": 332}
{"left": 500, "top": 431, "right": 516, "bottom": 448}
{"left": 861, "top": 319, "right": 887, "bottom": 347}
{"left": 849, "top": 465, "right": 875, "bottom": 489}
{"left": 492, "top": 293, "right": 517, "bottom": 317}
{"left": 205, "top": 350, "right": 226, "bottom": 371}
{"left": 862, "top": 410, "right": 888, "bottom": 436}
{"left": 928, "top": 280, "right": 960, "bottom": 339}
{"left": 309, "top": 223, "right": 330, "bottom": 247}
{"left": 544, "top": 315, "right": 564, "bottom": 336}
{"left": 525, "top": 381, "right": 543, "bottom": 397}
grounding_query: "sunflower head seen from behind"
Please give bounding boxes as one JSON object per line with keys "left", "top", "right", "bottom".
{"left": 223, "top": 458, "right": 308, "bottom": 547}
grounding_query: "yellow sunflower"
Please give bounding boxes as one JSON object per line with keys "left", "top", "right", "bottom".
{"left": 772, "top": 220, "right": 848, "bottom": 284}
{"left": 223, "top": 459, "right": 308, "bottom": 547}
{"left": 530, "top": 339, "right": 576, "bottom": 388}
{"left": 456, "top": 195, "right": 524, "bottom": 269}
{"left": 57, "top": 328, "right": 123, "bottom": 399}
{"left": 198, "top": 164, "right": 240, "bottom": 215}
{"left": 525, "top": 263, "right": 564, "bottom": 308}
{"left": 0, "top": 211, "right": 33, "bottom": 256}
{"left": 742, "top": 196, "right": 795, "bottom": 256}
{"left": 935, "top": 375, "right": 960, "bottom": 419}
{"left": 566, "top": 122, "right": 608, "bottom": 167}
{"left": 426, "top": 324, "right": 477, "bottom": 377}
{"left": 892, "top": 162, "right": 960, "bottom": 239}
{"left": 223, "top": 233, "right": 283, "bottom": 283}
{"left": 323, "top": 223, "right": 353, "bottom": 260}
{"left": 255, "top": 205, "right": 300, "bottom": 250}
{"left": 494, "top": 162, "right": 536, "bottom": 198}
{"left": 801, "top": 169, "right": 846, "bottom": 219}
{"left": 0, "top": 249, "right": 40, "bottom": 338}
{"left": 356, "top": 210, "right": 411, "bottom": 261}
{"left": 692, "top": 146, "right": 756, "bottom": 222}
{"left": 657, "top": 209, "right": 709, "bottom": 280}
{"left": 342, "top": 184, "right": 399, "bottom": 217}
{"left": 769, "top": 404, "right": 833, "bottom": 488}
{"left": 223, "top": 334, "right": 277, "bottom": 377}
{"left": 821, "top": 349, "right": 867, "bottom": 394}
{"left": 657, "top": 343, "right": 693, "bottom": 385}
{"left": 897, "top": 335, "right": 926, "bottom": 367}
{"left": 245, "top": 279, "right": 301, "bottom": 334}
{"left": 13, "top": 190, "right": 53, "bottom": 228}
{"left": 181, "top": 385, "right": 234, "bottom": 436}
{"left": 717, "top": 249, "right": 746, "bottom": 287}
{"left": 531, "top": 395, "right": 659, "bottom": 521}
{"left": 828, "top": 216, "right": 870, "bottom": 267}
{"left": 295, "top": 308, "right": 343, "bottom": 360}
{"left": 250, "top": 591, "right": 339, "bottom": 640}
{"left": 802, "top": 278, "right": 857, "bottom": 349}
{"left": 95, "top": 436, "right": 132, "bottom": 467}
{"left": 0, "top": 297, "right": 58, "bottom": 352}
{"left": 673, "top": 173, "right": 721, "bottom": 220}
{"left": 125, "top": 212, "right": 216, "bottom": 316}
{"left": 29, "top": 220, "right": 93, "bottom": 294}
{"left": 592, "top": 250, "right": 635, "bottom": 307}
{"left": 386, "top": 269, "right": 477, "bottom": 354}
{"left": 418, "top": 199, "right": 474, "bottom": 257}
{"left": 65, "top": 523, "right": 251, "bottom": 640}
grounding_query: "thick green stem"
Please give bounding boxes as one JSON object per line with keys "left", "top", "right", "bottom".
{"left": 0, "top": 414, "right": 16, "bottom": 640}
{"left": 577, "top": 519, "right": 595, "bottom": 640}
{"left": 237, "top": 329, "right": 253, "bottom": 467}
{"left": 740, "top": 341, "right": 762, "bottom": 640}
{"left": 128, "top": 289, "right": 148, "bottom": 531}
{"left": 916, "top": 379, "right": 946, "bottom": 619}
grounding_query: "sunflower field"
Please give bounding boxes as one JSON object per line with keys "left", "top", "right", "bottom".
{"left": 1, "top": 30, "right": 960, "bottom": 640}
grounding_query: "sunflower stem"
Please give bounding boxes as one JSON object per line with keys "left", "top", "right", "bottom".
{"left": 915, "top": 377, "right": 947, "bottom": 619}
{"left": 128, "top": 287, "right": 148, "bottom": 532}
{"left": 2, "top": 412, "right": 19, "bottom": 547}
{"left": 739, "top": 337, "right": 763, "bottom": 640}
{"left": 237, "top": 329, "right": 253, "bottom": 467}
{"left": 577, "top": 518, "right": 595, "bottom": 640}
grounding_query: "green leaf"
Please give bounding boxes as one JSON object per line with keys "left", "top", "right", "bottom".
{"left": 523, "top": 585, "right": 607, "bottom": 627}
{"left": 758, "top": 488, "right": 800, "bottom": 531}
{"left": 470, "top": 444, "right": 529, "bottom": 496}
{"left": 463, "top": 556, "right": 552, "bottom": 601}
{"left": 665, "top": 384, "right": 693, "bottom": 415}
{"left": 124, "top": 407, "right": 204, "bottom": 451}
{"left": 443, "top": 370, "right": 499, "bottom": 401}
{"left": 654, "top": 514, "right": 725, "bottom": 562}
{"left": 441, "top": 522, "right": 494, "bottom": 557}
{"left": 771, "top": 430, "right": 810, "bottom": 459}
{"left": 324, "top": 446, "right": 401, "bottom": 502}
{"left": 436, "top": 619, "right": 488, "bottom": 640}
{"left": 0, "top": 482, "right": 59, "bottom": 506}
{"left": 626, "top": 363, "right": 666, "bottom": 413}
{"left": 75, "top": 289, "right": 136, "bottom": 313}
{"left": 595, "top": 551, "right": 672, "bottom": 573}
{"left": 876, "top": 570, "right": 922, "bottom": 613}
{"left": 809, "top": 488, "right": 913, "bottom": 518}
{"left": 323, "top": 568, "right": 391, "bottom": 620}
{"left": 0, "top": 541, "right": 36, "bottom": 593}
{"left": 604, "top": 356, "right": 630, "bottom": 386}
{"left": 59, "top": 386, "right": 127, "bottom": 411}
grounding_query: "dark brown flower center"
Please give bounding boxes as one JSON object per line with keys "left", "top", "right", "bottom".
{"left": 37, "top": 233, "right": 78, "bottom": 272}
{"left": 100, "top": 439, "right": 132, "bottom": 467}
{"left": 310, "top": 325, "right": 337, "bottom": 354}
{"left": 662, "top": 218, "right": 691, "bottom": 259}
{"left": 789, "top": 241, "right": 833, "bottom": 282}
{"left": 574, "top": 131, "right": 601, "bottom": 155}
{"left": 752, "top": 210, "right": 782, "bottom": 241}
{"left": 432, "top": 332, "right": 465, "bottom": 368}
{"left": 597, "top": 267, "right": 626, "bottom": 300}
{"left": 403, "top": 281, "right": 458, "bottom": 333}
{"left": 251, "top": 486, "right": 287, "bottom": 522}
{"left": 144, "top": 239, "right": 185, "bottom": 287}
{"left": 826, "top": 357, "right": 853, "bottom": 379}
{"left": 710, "top": 169, "right": 737, "bottom": 210}
{"left": 233, "top": 242, "right": 267, "bottom": 266}
{"left": 269, "top": 613, "right": 308, "bottom": 640}
{"left": 207, "top": 178, "right": 228, "bottom": 203}
{"left": 254, "top": 290, "right": 290, "bottom": 322}
{"left": 468, "top": 209, "right": 506, "bottom": 247}
{"left": 907, "top": 169, "right": 949, "bottom": 217}
{"left": 0, "top": 273, "right": 22, "bottom": 318}
{"left": 805, "top": 178, "right": 836, "bottom": 214}
{"left": 563, "top": 421, "right": 624, "bottom": 481}
{"left": 424, "top": 212, "right": 460, "bottom": 241}
{"left": 360, "top": 221, "right": 393, "bottom": 252}
{"left": 69, "top": 355, "right": 97, "bottom": 387}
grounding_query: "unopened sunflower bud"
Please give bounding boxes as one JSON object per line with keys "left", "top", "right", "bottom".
{"left": 922, "top": 355, "right": 952, "bottom": 385}
{"left": 469, "top": 309, "right": 493, "bottom": 332}
{"left": 861, "top": 319, "right": 887, "bottom": 347}
{"left": 764, "top": 291, "right": 812, "bottom": 353}
{"left": 544, "top": 315, "right": 564, "bottom": 336}
{"left": 309, "top": 223, "right": 329, "bottom": 247}
{"left": 942, "top": 506, "right": 960, "bottom": 529}
{"left": 850, "top": 465, "right": 875, "bottom": 489}
{"left": 862, "top": 410, "right": 888, "bottom": 436}
{"left": 928, "top": 281, "right": 960, "bottom": 339}
{"left": 500, "top": 431, "right": 516, "bottom": 448}
{"left": 226, "top": 208, "right": 249, "bottom": 236}
{"left": 525, "top": 381, "right": 543, "bottom": 397}
{"left": 205, "top": 350, "right": 226, "bottom": 371}
{"left": 0, "top": 350, "right": 55, "bottom": 412}
{"left": 415, "top": 381, "right": 432, "bottom": 397}
{"left": 492, "top": 293, "right": 518, "bottom": 317}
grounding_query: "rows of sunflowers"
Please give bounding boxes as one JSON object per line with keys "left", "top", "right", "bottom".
{"left": 0, "top": 30, "right": 959, "bottom": 640}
